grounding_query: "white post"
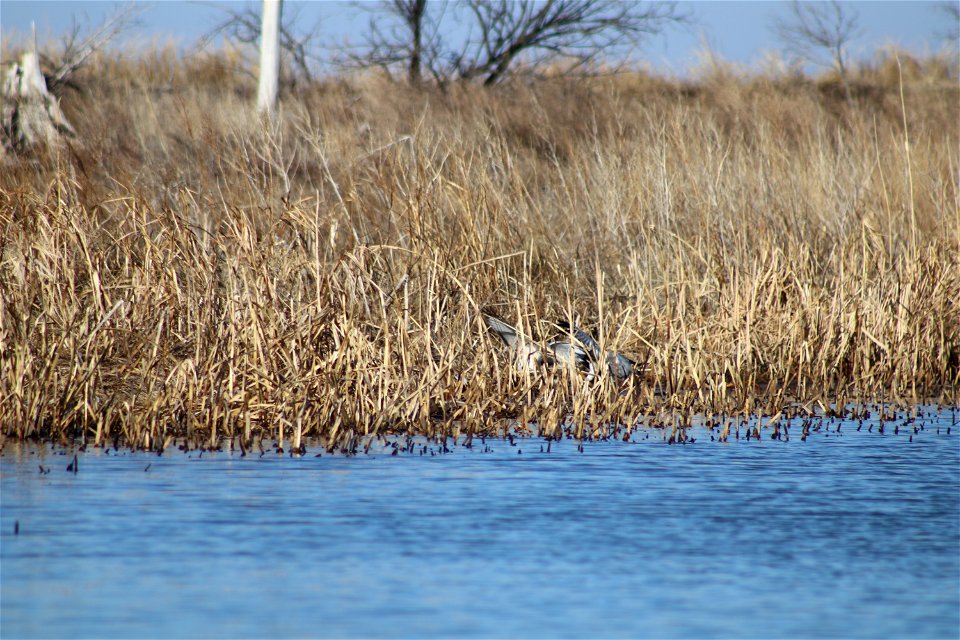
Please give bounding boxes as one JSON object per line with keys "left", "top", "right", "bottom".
{"left": 257, "top": 0, "right": 282, "bottom": 116}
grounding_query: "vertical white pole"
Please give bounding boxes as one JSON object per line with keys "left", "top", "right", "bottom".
{"left": 257, "top": 0, "right": 282, "bottom": 116}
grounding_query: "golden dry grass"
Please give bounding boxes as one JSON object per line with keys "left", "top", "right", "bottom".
{"left": 1, "top": 48, "right": 958, "bottom": 451}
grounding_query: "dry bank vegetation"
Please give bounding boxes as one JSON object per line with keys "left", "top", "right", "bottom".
{"left": 1, "top": 48, "right": 958, "bottom": 451}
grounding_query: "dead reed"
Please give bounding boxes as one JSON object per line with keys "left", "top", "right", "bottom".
{"left": 1, "top": 48, "right": 957, "bottom": 451}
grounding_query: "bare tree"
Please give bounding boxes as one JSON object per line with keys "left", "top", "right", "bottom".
{"left": 353, "top": 0, "right": 687, "bottom": 86}
{"left": 357, "top": 0, "right": 446, "bottom": 84}
{"left": 774, "top": 0, "right": 862, "bottom": 82}
{"left": 457, "top": 0, "right": 685, "bottom": 85}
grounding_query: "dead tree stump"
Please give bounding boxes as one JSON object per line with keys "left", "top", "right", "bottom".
{"left": 2, "top": 52, "right": 76, "bottom": 155}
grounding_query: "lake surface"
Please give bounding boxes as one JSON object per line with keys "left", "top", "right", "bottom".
{"left": 2, "top": 409, "right": 958, "bottom": 639}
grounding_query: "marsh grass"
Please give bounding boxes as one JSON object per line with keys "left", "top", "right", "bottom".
{"left": 1, "top": 47, "right": 958, "bottom": 452}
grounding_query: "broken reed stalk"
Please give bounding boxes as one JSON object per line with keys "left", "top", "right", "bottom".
{"left": 0, "top": 47, "right": 958, "bottom": 452}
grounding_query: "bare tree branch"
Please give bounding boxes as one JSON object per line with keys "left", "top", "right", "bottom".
{"left": 199, "top": 2, "right": 324, "bottom": 81}
{"left": 346, "top": 1, "right": 448, "bottom": 84}
{"left": 42, "top": 3, "right": 143, "bottom": 92}
{"left": 458, "top": 0, "right": 687, "bottom": 85}
{"left": 348, "top": 0, "right": 687, "bottom": 87}
{"left": 936, "top": 1, "right": 960, "bottom": 46}
{"left": 774, "top": 0, "right": 862, "bottom": 80}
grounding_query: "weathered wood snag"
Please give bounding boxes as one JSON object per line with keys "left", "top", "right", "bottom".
{"left": 2, "top": 51, "right": 76, "bottom": 155}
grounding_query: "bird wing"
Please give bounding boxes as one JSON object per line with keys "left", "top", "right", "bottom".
{"left": 485, "top": 314, "right": 520, "bottom": 348}
{"left": 548, "top": 340, "right": 593, "bottom": 373}
{"left": 568, "top": 322, "right": 636, "bottom": 380}
{"left": 573, "top": 326, "right": 603, "bottom": 361}
{"left": 485, "top": 314, "right": 546, "bottom": 370}
{"left": 556, "top": 319, "right": 602, "bottom": 361}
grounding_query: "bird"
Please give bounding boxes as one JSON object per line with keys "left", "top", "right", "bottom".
{"left": 558, "top": 319, "right": 636, "bottom": 380}
{"left": 484, "top": 314, "right": 592, "bottom": 374}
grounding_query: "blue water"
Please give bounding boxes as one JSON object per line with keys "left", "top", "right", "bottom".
{"left": 2, "top": 411, "right": 958, "bottom": 639}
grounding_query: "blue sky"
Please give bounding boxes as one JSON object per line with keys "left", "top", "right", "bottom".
{"left": 1, "top": 1, "right": 955, "bottom": 75}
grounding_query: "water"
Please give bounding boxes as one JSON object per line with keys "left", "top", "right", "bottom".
{"left": 2, "top": 410, "right": 958, "bottom": 639}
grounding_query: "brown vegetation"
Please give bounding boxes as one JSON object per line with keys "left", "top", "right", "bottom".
{"left": 1, "top": 48, "right": 957, "bottom": 451}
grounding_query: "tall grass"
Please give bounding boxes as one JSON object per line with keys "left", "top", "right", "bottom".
{"left": 1, "top": 48, "right": 957, "bottom": 451}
